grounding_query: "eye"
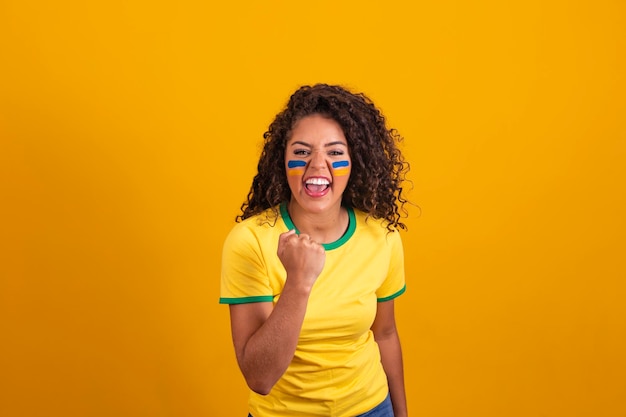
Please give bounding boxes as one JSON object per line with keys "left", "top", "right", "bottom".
{"left": 328, "top": 150, "right": 344, "bottom": 156}
{"left": 293, "top": 149, "right": 310, "bottom": 156}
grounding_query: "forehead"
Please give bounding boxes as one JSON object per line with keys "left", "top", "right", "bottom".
{"left": 287, "top": 114, "right": 347, "bottom": 145}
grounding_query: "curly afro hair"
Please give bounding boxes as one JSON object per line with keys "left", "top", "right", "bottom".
{"left": 237, "top": 83, "right": 411, "bottom": 231}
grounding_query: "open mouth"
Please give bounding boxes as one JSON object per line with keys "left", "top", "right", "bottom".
{"left": 305, "top": 177, "right": 330, "bottom": 193}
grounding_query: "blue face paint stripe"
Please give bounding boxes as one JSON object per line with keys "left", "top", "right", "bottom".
{"left": 332, "top": 161, "right": 350, "bottom": 168}
{"left": 287, "top": 160, "right": 307, "bottom": 168}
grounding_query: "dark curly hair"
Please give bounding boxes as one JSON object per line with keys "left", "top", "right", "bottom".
{"left": 237, "top": 83, "right": 411, "bottom": 231}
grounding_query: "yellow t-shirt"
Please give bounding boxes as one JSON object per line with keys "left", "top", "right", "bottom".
{"left": 220, "top": 204, "right": 406, "bottom": 417}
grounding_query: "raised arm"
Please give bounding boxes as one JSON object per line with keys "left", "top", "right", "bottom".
{"left": 228, "top": 230, "right": 325, "bottom": 395}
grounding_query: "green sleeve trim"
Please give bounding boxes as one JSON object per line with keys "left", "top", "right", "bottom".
{"left": 377, "top": 284, "right": 406, "bottom": 302}
{"left": 219, "top": 295, "right": 274, "bottom": 304}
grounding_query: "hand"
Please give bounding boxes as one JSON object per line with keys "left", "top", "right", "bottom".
{"left": 277, "top": 229, "right": 326, "bottom": 291}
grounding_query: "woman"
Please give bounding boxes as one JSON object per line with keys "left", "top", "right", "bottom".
{"left": 220, "top": 83, "right": 410, "bottom": 416}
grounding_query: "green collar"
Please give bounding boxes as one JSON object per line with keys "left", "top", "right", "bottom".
{"left": 279, "top": 202, "right": 356, "bottom": 250}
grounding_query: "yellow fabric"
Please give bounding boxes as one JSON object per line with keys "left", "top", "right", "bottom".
{"left": 220, "top": 205, "right": 406, "bottom": 416}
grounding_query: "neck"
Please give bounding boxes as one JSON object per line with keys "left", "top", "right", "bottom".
{"left": 287, "top": 201, "right": 349, "bottom": 244}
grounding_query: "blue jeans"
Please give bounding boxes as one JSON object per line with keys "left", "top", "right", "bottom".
{"left": 248, "top": 392, "right": 394, "bottom": 417}
{"left": 356, "top": 393, "right": 394, "bottom": 417}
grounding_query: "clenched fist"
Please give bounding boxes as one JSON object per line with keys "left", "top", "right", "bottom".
{"left": 277, "top": 229, "right": 326, "bottom": 292}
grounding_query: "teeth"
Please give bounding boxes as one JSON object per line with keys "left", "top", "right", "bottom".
{"left": 305, "top": 178, "right": 330, "bottom": 185}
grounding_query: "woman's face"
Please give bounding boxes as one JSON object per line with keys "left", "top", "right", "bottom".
{"left": 284, "top": 114, "right": 352, "bottom": 216}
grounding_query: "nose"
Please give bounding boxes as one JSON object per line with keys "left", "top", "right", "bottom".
{"left": 309, "top": 149, "right": 328, "bottom": 169}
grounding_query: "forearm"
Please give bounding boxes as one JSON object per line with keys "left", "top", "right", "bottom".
{"left": 238, "top": 282, "right": 310, "bottom": 395}
{"left": 377, "top": 331, "right": 408, "bottom": 417}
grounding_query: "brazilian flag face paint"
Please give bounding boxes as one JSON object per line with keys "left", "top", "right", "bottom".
{"left": 287, "top": 160, "right": 307, "bottom": 176}
{"left": 331, "top": 160, "right": 350, "bottom": 176}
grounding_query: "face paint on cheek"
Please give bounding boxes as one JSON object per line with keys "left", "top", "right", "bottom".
{"left": 287, "top": 160, "right": 307, "bottom": 176}
{"left": 332, "top": 160, "right": 351, "bottom": 176}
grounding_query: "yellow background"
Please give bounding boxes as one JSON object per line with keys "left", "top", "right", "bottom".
{"left": 1, "top": 1, "right": 625, "bottom": 416}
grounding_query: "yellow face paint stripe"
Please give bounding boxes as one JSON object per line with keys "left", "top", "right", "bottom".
{"left": 287, "top": 160, "right": 306, "bottom": 176}
{"left": 332, "top": 161, "right": 350, "bottom": 176}
{"left": 332, "top": 168, "right": 350, "bottom": 176}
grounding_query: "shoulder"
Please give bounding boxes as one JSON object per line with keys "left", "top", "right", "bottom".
{"left": 228, "top": 207, "right": 279, "bottom": 234}
{"left": 353, "top": 209, "right": 402, "bottom": 240}
{"left": 350, "top": 209, "right": 404, "bottom": 256}
{"left": 223, "top": 206, "right": 285, "bottom": 251}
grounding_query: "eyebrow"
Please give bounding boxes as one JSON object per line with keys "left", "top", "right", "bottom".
{"left": 288, "top": 140, "right": 348, "bottom": 148}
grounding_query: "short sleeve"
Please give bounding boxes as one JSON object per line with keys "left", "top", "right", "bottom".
{"left": 219, "top": 222, "right": 274, "bottom": 304}
{"left": 375, "top": 230, "right": 406, "bottom": 302}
